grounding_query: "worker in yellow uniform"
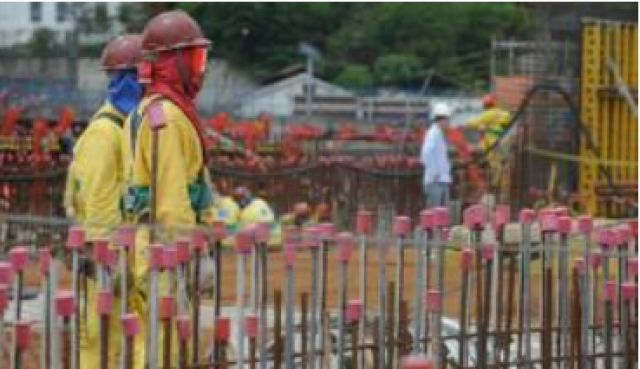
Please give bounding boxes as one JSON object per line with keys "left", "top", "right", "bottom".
{"left": 467, "top": 93, "right": 512, "bottom": 191}
{"left": 67, "top": 35, "right": 143, "bottom": 368}
{"left": 233, "top": 186, "right": 280, "bottom": 246}
{"left": 122, "top": 10, "right": 213, "bottom": 366}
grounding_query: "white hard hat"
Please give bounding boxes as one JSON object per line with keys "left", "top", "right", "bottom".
{"left": 432, "top": 103, "right": 452, "bottom": 119}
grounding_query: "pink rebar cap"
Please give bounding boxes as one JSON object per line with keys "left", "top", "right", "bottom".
{"left": 55, "top": 291, "right": 75, "bottom": 317}
{"left": 590, "top": 250, "right": 602, "bottom": 269}
{"left": 0, "top": 262, "right": 12, "bottom": 285}
{"left": 255, "top": 222, "right": 271, "bottom": 244}
{"left": 554, "top": 207, "right": 569, "bottom": 217}
{"left": 211, "top": 221, "right": 227, "bottom": 242}
{"left": 482, "top": 244, "right": 494, "bottom": 261}
{"left": 464, "top": 204, "right": 486, "bottom": 229}
{"left": 596, "top": 228, "right": 614, "bottom": 249}
{"left": 117, "top": 225, "right": 135, "bottom": 249}
{"left": 424, "top": 289, "right": 441, "bottom": 312}
{"left": 66, "top": 226, "right": 85, "bottom": 250}
{"left": 401, "top": 355, "right": 434, "bottom": 369}
{"left": 460, "top": 248, "right": 473, "bottom": 271}
{"left": 176, "top": 314, "right": 191, "bottom": 341}
{"left": 519, "top": 208, "right": 535, "bottom": 224}
{"left": 38, "top": 248, "right": 51, "bottom": 276}
{"left": 393, "top": 216, "right": 411, "bottom": 237}
{"left": 148, "top": 243, "right": 164, "bottom": 270}
{"left": 163, "top": 247, "right": 177, "bottom": 270}
{"left": 494, "top": 205, "right": 511, "bottom": 229}
{"left": 539, "top": 210, "right": 558, "bottom": 232}
{"left": 215, "top": 317, "right": 230, "bottom": 342}
{"left": 557, "top": 216, "right": 572, "bottom": 235}
{"left": 577, "top": 216, "right": 593, "bottom": 234}
{"left": 0, "top": 285, "right": 8, "bottom": 312}
{"left": 604, "top": 281, "right": 616, "bottom": 301}
{"left": 159, "top": 296, "right": 174, "bottom": 320}
{"left": 622, "top": 282, "right": 637, "bottom": 300}
{"left": 336, "top": 232, "right": 354, "bottom": 262}
{"left": 627, "top": 258, "right": 638, "bottom": 276}
{"left": 434, "top": 207, "right": 450, "bottom": 227}
{"left": 121, "top": 313, "right": 140, "bottom": 336}
{"left": 304, "top": 226, "right": 321, "bottom": 248}
{"left": 14, "top": 321, "right": 32, "bottom": 350}
{"left": 346, "top": 299, "right": 364, "bottom": 323}
{"left": 175, "top": 238, "right": 191, "bottom": 263}
{"left": 420, "top": 210, "right": 436, "bottom": 231}
{"left": 245, "top": 314, "right": 259, "bottom": 338}
{"left": 192, "top": 228, "right": 207, "bottom": 251}
{"left": 93, "top": 238, "right": 110, "bottom": 265}
{"left": 9, "top": 246, "right": 29, "bottom": 272}
{"left": 319, "top": 222, "right": 335, "bottom": 240}
{"left": 356, "top": 210, "right": 373, "bottom": 235}
{"left": 96, "top": 290, "right": 113, "bottom": 316}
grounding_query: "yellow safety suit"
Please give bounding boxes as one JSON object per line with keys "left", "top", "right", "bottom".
{"left": 122, "top": 95, "right": 212, "bottom": 366}
{"left": 238, "top": 198, "right": 281, "bottom": 247}
{"left": 68, "top": 103, "right": 135, "bottom": 369}
{"left": 467, "top": 106, "right": 511, "bottom": 188}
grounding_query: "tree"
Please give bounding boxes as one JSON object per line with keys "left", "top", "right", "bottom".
{"left": 374, "top": 54, "right": 422, "bottom": 86}
{"left": 334, "top": 64, "right": 373, "bottom": 89}
{"left": 28, "top": 28, "right": 57, "bottom": 58}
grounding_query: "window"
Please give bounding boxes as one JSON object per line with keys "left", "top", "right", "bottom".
{"left": 30, "top": 2, "right": 42, "bottom": 22}
{"left": 56, "top": 2, "right": 68, "bottom": 22}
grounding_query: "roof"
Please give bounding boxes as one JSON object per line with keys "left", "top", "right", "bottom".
{"left": 245, "top": 72, "right": 354, "bottom": 102}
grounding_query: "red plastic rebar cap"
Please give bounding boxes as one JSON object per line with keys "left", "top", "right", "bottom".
{"left": 159, "top": 296, "right": 174, "bottom": 320}
{"left": 255, "top": 222, "right": 271, "bottom": 244}
{"left": 245, "top": 314, "right": 258, "bottom": 338}
{"left": 627, "top": 258, "right": 638, "bottom": 276}
{"left": 393, "top": 216, "right": 411, "bottom": 237}
{"left": 519, "top": 208, "right": 535, "bottom": 224}
{"left": 14, "top": 321, "right": 32, "bottom": 350}
{"left": 96, "top": 290, "right": 113, "bottom": 315}
{"left": 464, "top": 204, "right": 486, "bottom": 228}
{"left": 215, "top": 317, "right": 230, "bottom": 342}
{"left": 121, "top": 313, "right": 140, "bottom": 336}
{"left": 494, "top": 205, "right": 511, "bottom": 228}
{"left": 9, "top": 247, "right": 29, "bottom": 272}
{"left": 420, "top": 210, "right": 436, "bottom": 231}
{"left": 117, "top": 225, "right": 136, "bottom": 249}
{"left": 424, "top": 290, "right": 441, "bottom": 312}
{"left": 539, "top": 210, "right": 558, "bottom": 232}
{"left": 622, "top": 282, "right": 637, "bottom": 300}
{"left": 147, "top": 243, "right": 164, "bottom": 270}
{"left": 211, "top": 221, "right": 227, "bottom": 241}
{"left": 192, "top": 228, "right": 206, "bottom": 251}
{"left": 401, "top": 355, "right": 434, "bottom": 369}
{"left": 163, "top": 247, "right": 177, "bottom": 269}
{"left": 303, "top": 226, "right": 321, "bottom": 248}
{"left": 0, "top": 285, "right": 8, "bottom": 312}
{"left": 604, "top": 281, "right": 616, "bottom": 301}
{"left": 175, "top": 238, "right": 191, "bottom": 263}
{"left": 319, "top": 222, "right": 335, "bottom": 240}
{"left": 616, "top": 225, "right": 632, "bottom": 245}
{"left": 93, "top": 238, "right": 110, "bottom": 265}
{"left": 356, "top": 210, "right": 374, "bottom": 235}
{"left": 590, "top": 250, "right": 602, "bottom": 269}
{"left": 55, "top": 291, "right": 75, "bottom": 317}
{"left": 577, "top": 216, "right": 593, "bottom": 234}
{"left": 557, "top": 216, "right": 572, "bottom": 234}
{"left": 481, "top": 244, "right": 494, "bottom": 261}
{"left": 554, "top": 207, "right": 569, "bottom": 217}
{"left": 235, "top": 229, "right": 253, "bottom": 254}
{"left": 38, "top": 248, "right": 51, "bottom": 275}
{"left": 66, "top": 226, "right": 85, "bottom": 250}
{"left": 176, "top": 314, "right": 191, "bottom": 341}
{"left": 346, "top": 299, "right": 364, "bottom": 323}
{"left": 434, "top": 207, "right": 449, "bottom": 227}
{"left": 596, "top": 228, "right": 614, "bottom": 249}
{"left": 336, "top": 232, "right": 354, "bottom": 262}
{"left": 0, "top": 262, "right": 12, "bottom": 285}
{"left": 460, "top": 248, "right": 473, "bottom": 271}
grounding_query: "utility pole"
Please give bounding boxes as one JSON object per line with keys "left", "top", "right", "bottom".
{"left": 298, "top": 42, "right": 321, "bottom": 119}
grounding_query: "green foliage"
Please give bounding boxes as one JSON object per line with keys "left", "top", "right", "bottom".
{"left": 28, "top": 28, "right": 57, "bottom": 58}
{"left": 179, "top": 3, "right": 533, "bottom": 86}
{"left": 334, "top": 64, "right": 373, "bottom": 89}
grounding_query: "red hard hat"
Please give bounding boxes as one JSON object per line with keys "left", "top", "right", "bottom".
{"left": 482, "top": 93, "right": 496, "bottom": 108}
{"left": 141, "top": 10, "right": 211, "bottom": 53}
{"left": 100, "top": 34, "right": 142, "bottom": 71}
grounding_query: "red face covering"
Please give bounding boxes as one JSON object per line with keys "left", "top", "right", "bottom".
{"left": 142, "top": 46, "right": 209, "bottom": 147}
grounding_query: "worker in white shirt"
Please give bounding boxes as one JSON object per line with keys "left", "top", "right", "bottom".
{"left": 420, "top": 102, "right": 452, "bottom": 207}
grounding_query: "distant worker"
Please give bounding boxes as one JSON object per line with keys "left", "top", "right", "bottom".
{"left": 421, "top": 103, "right": 452, "bottom": 207}
{"left": 467, "top": 93, "right": 511, "bottom": 190}
{"left": 67, "top": 34, "right": 143, "bottom": 368}
{"left": 233, "top": 186, "right": 276, "bottom": 229}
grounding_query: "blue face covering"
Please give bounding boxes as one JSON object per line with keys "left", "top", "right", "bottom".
{"left": 107, "top": 71, "right": 142, "bottom": 115}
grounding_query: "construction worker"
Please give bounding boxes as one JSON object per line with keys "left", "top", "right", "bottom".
{"left": 421, "top": 102, "right": 452, "bottom": 207}
{"left": 280, "top": 202, "right": 314, "bottom": 227}
{"left": 66, "top": 34, "right": 143, "bottom": 368}
{"left": 466, "top": 93, "right": 512, "bottom": 191}
{"left": 233, "top": 186, "right": 276, "bottom": 229}
{"left": 121, "top": 10, "right": 213, "bottom": 366}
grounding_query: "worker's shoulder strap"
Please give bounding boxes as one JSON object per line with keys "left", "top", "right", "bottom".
{"left": 129, "top": 95, "right": 165, "bottom": 153}
{"left": 94, "top": 111, "right": 125, "bottom": 128}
